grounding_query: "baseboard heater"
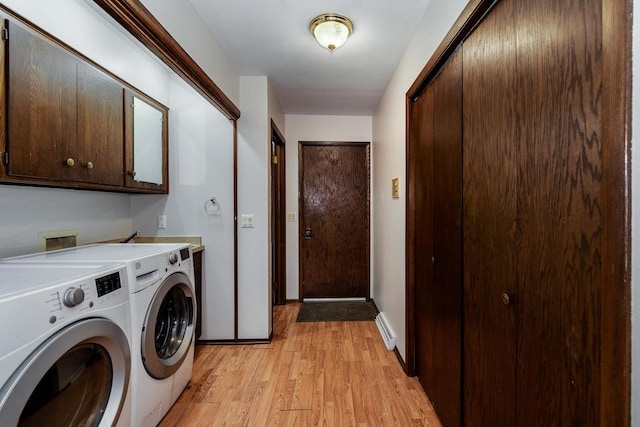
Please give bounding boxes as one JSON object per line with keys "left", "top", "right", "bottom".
{"left": 375, "top": 312, "right": 396, "bottom": 351}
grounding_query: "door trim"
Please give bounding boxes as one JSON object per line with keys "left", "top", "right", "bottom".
{"left": 298, "top": 141, "right": 371, "bottom": 301}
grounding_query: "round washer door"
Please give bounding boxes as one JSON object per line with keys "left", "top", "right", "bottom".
{"left": 141, "top": 271, "right": 195, "bottom": 379}
{"left": 0, "top": 318, "right": 130, "bottom": 427}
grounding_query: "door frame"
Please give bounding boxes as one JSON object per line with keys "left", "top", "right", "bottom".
{"left": 405, "top": 0, "right": 631, "bottom": 424}
{"left": 271, "top": 120, "right": 286, "bottom": 305}
{"left": 298, "top": 141, "right": 371, "bottom": 301}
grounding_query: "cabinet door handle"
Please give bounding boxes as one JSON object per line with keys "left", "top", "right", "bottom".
{"left": 65, "top": 157, "right": 75, "bottom": 167}
{"left": 128, "top": 170, "right": 136, "bottom": 177}
{"left": 86, "top": 161, "right": 94, "bottom": 170}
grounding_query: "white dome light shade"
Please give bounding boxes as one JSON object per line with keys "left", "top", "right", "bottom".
{"left": 309, "top": 14, "right": 353, "bottom": 52}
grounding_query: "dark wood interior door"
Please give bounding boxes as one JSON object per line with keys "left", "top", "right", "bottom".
{"left": 271, "top": 122, "right": 286, "bottom": 305}
{"left": 299, "top": 142, "right": 370, "bottom": 299}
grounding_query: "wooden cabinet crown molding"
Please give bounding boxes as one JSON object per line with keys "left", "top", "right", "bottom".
{"left": 93, "top": 0, "right": 240, "bottom": 121}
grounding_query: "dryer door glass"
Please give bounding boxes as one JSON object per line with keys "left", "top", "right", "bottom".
{"left": 20, "top": 344, "right": 111, "bottom": 427}
{"left": 142, "top": 272, "right": 195, "bottom": 379}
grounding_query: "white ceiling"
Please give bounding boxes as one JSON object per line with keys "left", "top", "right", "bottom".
{"left": 189, "top": 0, "right": 432, "bottom": 116}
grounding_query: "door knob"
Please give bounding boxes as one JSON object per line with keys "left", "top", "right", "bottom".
{"left": 304, "top": 227, "right": 313, "bottom": 239}
{"left": 501, "top": 293, "right": 511, "bottom": 305}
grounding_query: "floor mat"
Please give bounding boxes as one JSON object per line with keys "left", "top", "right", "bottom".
{"left": 296, "top": 301, "right": 377, "bottom": 322}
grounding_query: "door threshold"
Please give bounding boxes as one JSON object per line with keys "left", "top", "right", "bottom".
{"left": 302, "top": 297, "right": 366, "bottom": 303}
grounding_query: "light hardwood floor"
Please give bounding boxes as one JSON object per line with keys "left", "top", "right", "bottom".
{"left": 159, "top": 303, "right": 442, "bottom": 426}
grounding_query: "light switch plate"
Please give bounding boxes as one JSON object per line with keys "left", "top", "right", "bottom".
{"left": 158, "top": 215, "right": 167, "bottom": 229}
{"left": 241, "top": 214, "right": 255, "bottom": 228}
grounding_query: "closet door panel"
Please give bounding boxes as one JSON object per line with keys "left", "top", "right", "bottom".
{"left": 431, "top": 49, "right": 463, "bottom": 427}
{"left": 410, "top": 86, "right": 435, "bottom": 395}
{"left": 462, "top": 0, "right": 518, "bottom": 425}
{"left": 515, "top": 0, "right": 603, "bottom": 425}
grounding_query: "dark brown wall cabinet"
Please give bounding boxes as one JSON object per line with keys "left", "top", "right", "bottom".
{"left": 0, "top": 12, "right": 169, "bottom": 193}
{"left": 6, "top": 20, "right": 123, "bottom": 187}
{"left": 407, "top": 0, "right": 630, "bottom": 425}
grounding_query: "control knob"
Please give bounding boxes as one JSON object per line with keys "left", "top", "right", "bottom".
{"left": 168, "top": 252, "right": 178, "bottom": 265}
{"left": 63, "top": 287, "right": 85, "bottom": 307}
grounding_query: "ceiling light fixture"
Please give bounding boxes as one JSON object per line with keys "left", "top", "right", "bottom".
{"left": 309, "top": 13, "right": 353, "bottom": 52}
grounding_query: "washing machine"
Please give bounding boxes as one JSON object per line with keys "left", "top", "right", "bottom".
{"left": 3, "top": 243, "right": 196, "bottom": 427}
{"left": 0, "top": 262, "right": 131, "bottom": 427}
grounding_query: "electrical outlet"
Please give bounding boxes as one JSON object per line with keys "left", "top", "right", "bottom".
{"left": 158, "top": 215, "right": 167, "bottom": 229}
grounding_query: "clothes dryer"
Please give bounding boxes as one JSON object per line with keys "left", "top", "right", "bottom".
{"left": 3, "top": 243, "right": 196, "bottom": 427}
{"left": 0, "top": 262, "right": 131, "bottom": 427}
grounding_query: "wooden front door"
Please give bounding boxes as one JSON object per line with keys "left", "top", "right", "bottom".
{"left": 299, "top": 142, "right": 370, "bottom": 299}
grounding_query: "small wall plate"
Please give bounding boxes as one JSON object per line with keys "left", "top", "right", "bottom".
{"left": 392, "top": 178, "right": 400, "bottom": 199}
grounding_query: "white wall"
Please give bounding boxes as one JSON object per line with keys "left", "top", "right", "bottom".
{"left": 131, "top": 75, "right": 236, "bottom": 341}
{"left": 141, "top": 0, "right": 240, "bottom": 107}
{"left": 269, "top": 81, "right": 285, "bottom": 133}
{"left": 371, "top": 0, "right": 470, "bottom": 361}
{"left": 284, "top": 115, "right": 373, "bottom": 300}
{"left": 631, "top": 0, "right": 638, "bottom": 422}
{"left": 237, "top": 76, "right": 271, "bottom": 339}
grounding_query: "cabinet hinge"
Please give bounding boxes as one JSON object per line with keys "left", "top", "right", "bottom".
{"left": 4, "top": 152, "right": 8, "bottom": 165}
{"left": 272, "top": 155, "right": 278, "bottom": 165}
{"left": 2, "top": 27, "right": 8, "bottom": 41}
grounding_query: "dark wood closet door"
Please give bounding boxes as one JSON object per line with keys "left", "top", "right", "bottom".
{"left": 410, "top": 85, "right": 435, "bottom": 399}
{"left": 462, "top": 0, "right": 518, "bottom": 425}
{"left": 515, "top": 0, "right": 603, "bottom": 424}
{"left": 430, "top": 49, "right": 463, "bottom": 427}
{"left": 408, "top": 48, "right": 463, "bottom": 427}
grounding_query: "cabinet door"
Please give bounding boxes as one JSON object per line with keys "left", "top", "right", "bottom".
{"left": 77, "top": 62, "right": 124, "bottom": 186}
{"left": 462, "top": 0, "right": 518, "bottom": 425}
{"left": 6, "top": 20, "right": 77, "bottom": 181}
